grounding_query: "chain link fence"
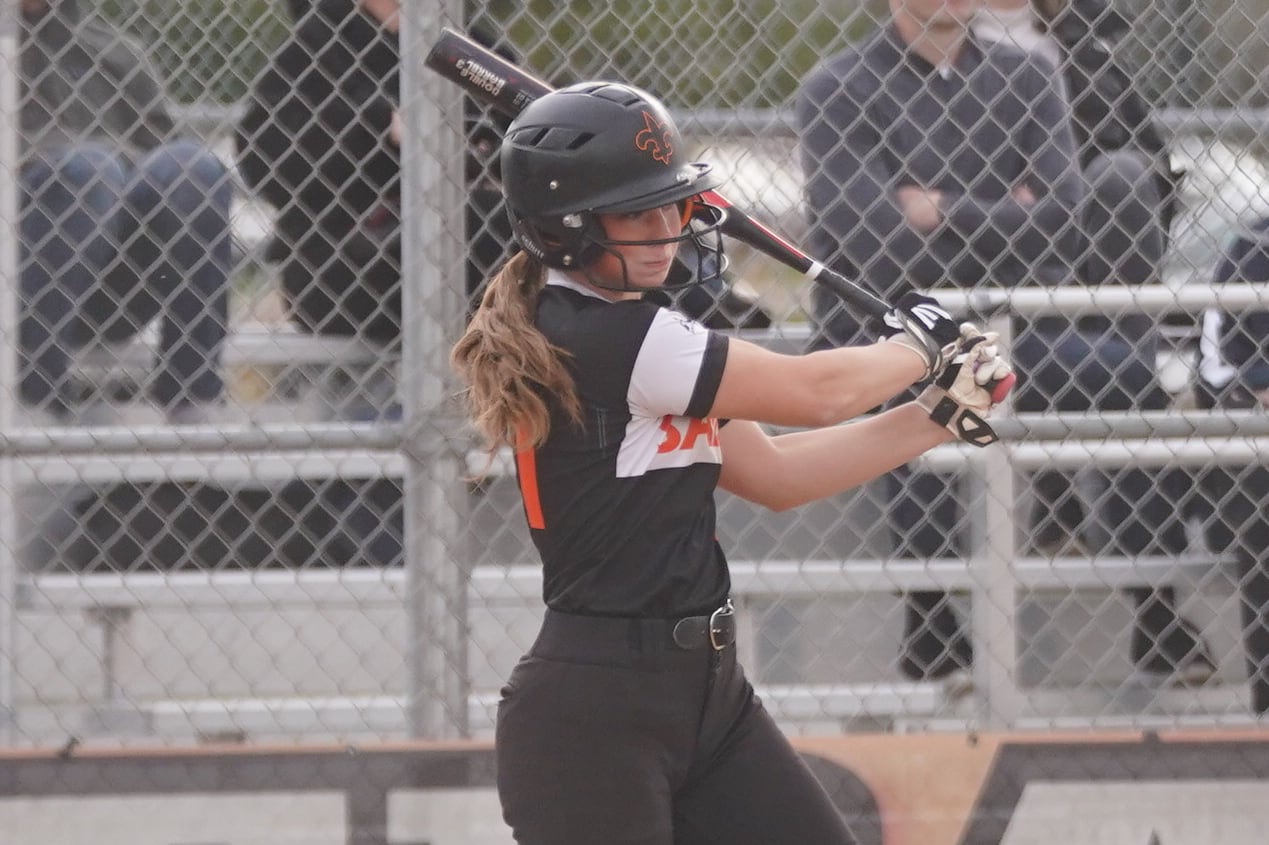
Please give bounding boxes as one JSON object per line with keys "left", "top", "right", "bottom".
{"left": 4, "top": 0, "right": 1269, "bottom": 776}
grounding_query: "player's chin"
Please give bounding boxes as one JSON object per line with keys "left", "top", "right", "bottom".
{"left": 942, "top": 0, "right": 977, "bottom": 23}
{"left": 634, "top": 261, "right": 675, "bottom": 289}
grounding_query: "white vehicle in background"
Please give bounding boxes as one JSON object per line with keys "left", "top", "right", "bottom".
{"left": 1154, "top": 135, "right": 1269, "bottom": 395}
{"left": 1163, "top": 134, "right": 1269, "bottom": 290}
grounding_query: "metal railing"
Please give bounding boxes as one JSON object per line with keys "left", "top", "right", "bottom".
{"left": 7, "top": 280, "right": 1267, "bottom": 742}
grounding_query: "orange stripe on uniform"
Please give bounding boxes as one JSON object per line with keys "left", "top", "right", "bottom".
{"left": 515, "top": 433, "right": 545, "bottom": 530}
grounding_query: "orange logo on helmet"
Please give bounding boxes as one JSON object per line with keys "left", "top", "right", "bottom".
{"left": 635, "top": 110, "right": 673, "bottom": 165}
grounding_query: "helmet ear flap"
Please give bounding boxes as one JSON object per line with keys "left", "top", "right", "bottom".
{"left": 508, "top": 209, "right": 607, "bottom": 269}
{"left": 572, "top": 214, "right": 608, "bottom": 267}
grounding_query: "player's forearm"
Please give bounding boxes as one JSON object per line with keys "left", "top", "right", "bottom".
{"left": 729, "top": 405, "right": 951, "bottom": 511}
{"left": 713, "top": 340, "right": 926, "bottom": 429}
{"left": 813, "top": 342, "right": 930, "bottom": 419}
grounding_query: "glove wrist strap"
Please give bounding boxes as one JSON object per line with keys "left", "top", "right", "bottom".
{"left": 887, "top": 335, "right": 937, "bottom": 379}
{"left": 916, "top": 386, "right": 1000, "bottom": 447}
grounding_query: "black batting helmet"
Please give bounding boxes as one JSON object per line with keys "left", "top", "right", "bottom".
{"left": 499, "top": 81, "right": 726, "bottom": 288}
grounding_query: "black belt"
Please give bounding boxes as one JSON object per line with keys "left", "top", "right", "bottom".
{"left": 672, "top": 599, "right": 736, "bottom": 651}
{"left": 536, "top": 600, "right": 737, "bottom": 656}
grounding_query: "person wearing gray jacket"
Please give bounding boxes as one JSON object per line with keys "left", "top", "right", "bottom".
{"left": 18, "top": 0, "right": 230, "bottom": 422}
{"left": 796, "top": 0, "right": 1213, "bottom": 690}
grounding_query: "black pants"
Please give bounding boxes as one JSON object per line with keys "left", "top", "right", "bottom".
{"left": 1185, "top": 464, "right": 1269, "bottom": 712}
{"left": 496, "top": 609, "right": 856, "bottom": 844}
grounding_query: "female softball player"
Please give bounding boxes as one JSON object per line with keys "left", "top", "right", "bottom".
{"left": 451, "top": 81, "right": 1013, "bottom": 845}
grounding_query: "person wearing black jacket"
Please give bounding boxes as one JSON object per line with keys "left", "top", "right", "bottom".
{"left": 1038, "top": 0, "right": 1184, "bottom": 242}
{"left": 236, "top": 0, "right": 403, "bottom": 340}
{"left": 238, "top": 1, "right": 772, "bottom": 337}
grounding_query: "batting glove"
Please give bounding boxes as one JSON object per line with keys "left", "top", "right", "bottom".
{"left": 882, "top": 293, "right": 962, "bottom": 381}
{"left": 915, "top": 330, "right": 1015, "bottom": 447}
{"left": 958, "top": 324, "right": 1015, "bottom": 402}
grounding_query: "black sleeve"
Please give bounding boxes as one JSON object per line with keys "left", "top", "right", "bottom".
{"left": 236, "top": 29, "right": 332, "bottom": 209}
{"left": 235, "top": 15, "right": 399, "bottom": 220}
{"left": 685, "top": 332, "right": 730, "bottom": 420}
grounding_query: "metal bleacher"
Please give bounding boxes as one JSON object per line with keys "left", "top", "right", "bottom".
{"left": 4, "top": 76, "right": 1269, "bottom": 743}
{"left": 8, "top": 282, "right": 1269, "bottom": 744}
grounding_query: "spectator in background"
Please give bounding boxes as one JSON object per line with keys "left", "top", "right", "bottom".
{"left": 942, "top": 0, "right": 1181, "bottom": 260}
{"left": 1026, "top": 0, "right": 1184, "bottom": 239}
{"left": 796, "top": 0, "right": 1213, "bottom": 689}
{"left": 464, "top": 100, "right": 519, "bottom": 314}
{"left": 18, "top": 0, "right": 231, "bottom": 423}
{"left": 975, "top": 0, "right": 1209, "bottom": 679}
{"left": 285, "top": 0, "right": 312, "bottom": 22}
{"left": 1191, "top": 217, "right": 1269, "bottom": 715}
{"left": 236, "top": 0, "right": 404, "bottom": 342}
{"left": 238, "top": 2, "right": 532, "bottom": 329}
{"left": 239, "top": 0, "right": 771, "bottom": 340}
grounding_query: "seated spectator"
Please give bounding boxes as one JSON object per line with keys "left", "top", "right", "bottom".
{"left": 1190, "top": 216, "right": 1269, "bottom": 715}
{"left": 976, "top": 0, "right": 1208, "bottom": 681}
{"left": 18, "top": 0, "right": 231, "bottom": 423}
{"left": 796, "top": 0, "right": 1212, "bottom": 690}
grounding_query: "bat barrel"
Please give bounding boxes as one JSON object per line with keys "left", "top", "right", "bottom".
{"left": 425, "top": 28, "right": 550, "bottom": 117}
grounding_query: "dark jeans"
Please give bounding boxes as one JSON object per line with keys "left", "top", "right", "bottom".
{"left": 1188, "top": 383, "right": 1269, "bottom": 712}
{"left": 19, "top": 141, "right": 231, "bottom": 412}
{"left": 1186, "top": 464, "right": 1269, "bottom": 712}
{"left": 892, "top": 319, "right": 1172, "bottom": 549}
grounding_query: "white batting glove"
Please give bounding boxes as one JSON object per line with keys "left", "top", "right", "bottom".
{"left": 916, "top": 328, "right": 1015, "bottom": 447}
{"left": 958, "top": 324, "right": 1014, "bottom": 396}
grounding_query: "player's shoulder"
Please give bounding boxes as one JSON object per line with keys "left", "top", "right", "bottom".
{"left": 538, "top": 285, "right": 661, "bottom": 353}
{"left": 540, "top": 287, "right": 717, "bottom": 371}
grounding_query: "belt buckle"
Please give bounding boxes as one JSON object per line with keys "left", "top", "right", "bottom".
{"left": 708, "top": 599, "right": 735, "bottom": 651}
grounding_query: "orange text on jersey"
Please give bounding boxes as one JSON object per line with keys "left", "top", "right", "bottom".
{"left": 656, "top": 416, "right": 720, "bottom": 453}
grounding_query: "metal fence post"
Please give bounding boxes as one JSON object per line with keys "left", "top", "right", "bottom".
{"left": 401, "top": 0, "right": 469, "bottom": 738}
{"left": 969, "top": 312, "right": 1022, "bottom": 728}
{"left": 0, "top": 4, "right": 21, "bottom": 745}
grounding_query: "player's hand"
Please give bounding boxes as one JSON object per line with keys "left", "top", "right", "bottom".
{"left": 957, "top": 323, "right": 1016, "bottom": 405}
{"left": 915, "top": 330, "right": 1015, "bottom": 447}
{"left": 883, "top": 292, "right": 961, "bottom": 381}
{"left": 389, "top": 110, "right": 404, "bottom": 146}
{"left": 897, "top": 185, "right": 943, "bottom": 232}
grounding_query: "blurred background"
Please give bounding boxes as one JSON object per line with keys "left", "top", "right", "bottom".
{"left": 5, "top": 1, "right": 1269, "bottom": 842}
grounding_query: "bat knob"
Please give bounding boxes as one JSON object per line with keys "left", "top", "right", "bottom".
{"left": 989, "top": 371, "right": 1017, "bottom": 405}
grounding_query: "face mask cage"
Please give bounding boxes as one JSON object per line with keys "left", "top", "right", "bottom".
{"left": 578, "top": 197, "right": 730, "bottom": 293}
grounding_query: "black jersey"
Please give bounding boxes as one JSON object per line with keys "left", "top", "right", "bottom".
{"left": 515, "top": 272, "right": 732, "bottom": 618}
